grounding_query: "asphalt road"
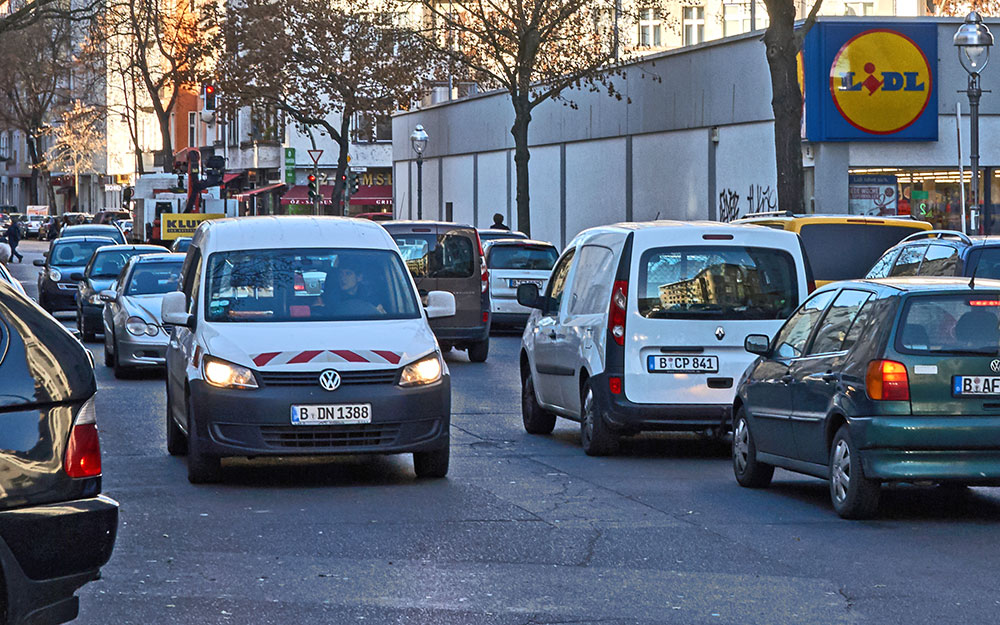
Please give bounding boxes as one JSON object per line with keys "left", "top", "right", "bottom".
{"left": 7, "top": 237, "right": 1000, "bottom": 625}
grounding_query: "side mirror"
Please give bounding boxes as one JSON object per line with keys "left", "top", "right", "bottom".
{"left": 425, "top": 290, "right": 456, "bottom": 319}
{"left": 70, "top": 272, "right": 84, "bottom": 281}
{"left": 99, "top": 290, "right": 117, "bottom": 302}
{"left": 744, "top": 334, "right": 771, "bottom": 356}
{"left": 33, "top": 259, "right": 45, "bottom": 267}
{"left": 516, "top": 283, "right": 543, "bottom": 309}
{"left": 161, "top": 291, "right": 194, "bottom": 328}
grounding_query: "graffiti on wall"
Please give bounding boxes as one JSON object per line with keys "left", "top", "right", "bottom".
{"left": 718, "top": 185, "right": 778, "bottom": 222}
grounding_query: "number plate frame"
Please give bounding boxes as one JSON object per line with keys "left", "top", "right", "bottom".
{"left": 647, "top": 355, "right": 719, "bottom": 374}
{"left": 952, "top": 376, "right": 1000, "bottom": 397}
{"left": 290, "top": 404, "right": 373, "bottom": 425}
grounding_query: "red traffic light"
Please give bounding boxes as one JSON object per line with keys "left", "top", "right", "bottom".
{"left": 307, "top": 174, "right": 316, "bottom": 182}
{"left": 205, "top": 85, "right": 215, "bottom": 94}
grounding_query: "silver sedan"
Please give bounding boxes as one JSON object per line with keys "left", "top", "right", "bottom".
{"left": 102, "top": 253, "right": 185, "bottom": 378}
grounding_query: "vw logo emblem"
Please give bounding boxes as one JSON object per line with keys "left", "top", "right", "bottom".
{"left": 715, "top": 327, "right": 726, "bottom": 341}
{"left": 992, "top": 360, "right": 1000, "bottom": 374}
{"left": 318, "top": 369, "right": 341, "bottom": 392}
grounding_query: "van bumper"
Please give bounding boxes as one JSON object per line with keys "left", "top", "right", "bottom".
{"left": 0, "top": 495, "right": 119, "bottom": 625}
{"left": 852, "top": 416, "right": 1000, "bottom": 483}
{"left": 189, "top": 376, "right": 451, "bottom": 458}
{"left": 430, "top": 323, "right": 490, "bottom": 345}
{"left": 591, "top": 372, "right": 731, "bottom": 432}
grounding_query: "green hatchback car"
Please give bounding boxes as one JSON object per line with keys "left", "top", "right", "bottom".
{"left": 734, "top": 277, "right": 1000, "bottom": 519}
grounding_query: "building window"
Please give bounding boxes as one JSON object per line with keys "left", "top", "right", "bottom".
{"left": 351, "top": 112, "right": 392, "bottom": 143}
{"left": 250, "top": 105, "right": 283, "bottom": 142}
{"left": 844, "top": 2, "right": 874, "bottom": 15}
{"left": 0, "top": 131, "right": 9, "bottom": 161}
{"left": 188, "top": 111, "right": 197, "bottom": 148}
{"left": 682, "top": 6, "right": 705, "bottom": 47}
{"left": 638, "top": 8, "right": 662, "bottom": 48}
{"left": 227, "top": 114, "right": 239, "bottom": 145}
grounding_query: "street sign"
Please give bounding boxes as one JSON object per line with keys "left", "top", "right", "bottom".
{"left": 350, "top": 166, "right": 368, "bottom": 172}
{"left": 308, "top": 149, "right": 323, "bottom": 165}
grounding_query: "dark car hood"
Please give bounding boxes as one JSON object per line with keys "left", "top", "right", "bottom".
{"left": 86, "top": 278, "right": 116, "bottom": 293}
{"left": 0, "top": 283, "right": 95, "bottom": 408}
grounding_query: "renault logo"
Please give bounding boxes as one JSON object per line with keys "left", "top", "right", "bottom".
{"left": 715, "top": 327, "right": 726, "bottom": 341}
{"left": 991, "top": 360, "right": 1000, "bottom": 374}
{"left": 319, "top": 369, "right": 341, "bottom": 391}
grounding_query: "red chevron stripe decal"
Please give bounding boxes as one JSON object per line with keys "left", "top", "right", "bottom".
{"left": 330, "top": 350, "right": 367, "bottom": 362}
{"left": 253, "top": 352, "right": 280, "bottom": 367}
{"left": 372, "top": 350, "right": 402, "bottom": 364}
{"left": 288, "top": 350, "right": 323, "bottom": 364}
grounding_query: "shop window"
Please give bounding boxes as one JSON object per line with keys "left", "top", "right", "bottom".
{"left": 188, "top": 111, "right": 197, "bottom": 148}
{"left": 638, "top": 8, "right": 662, "bottom": 47}
{"left": 682, "top": 6, "right": 705, "bottom": 46}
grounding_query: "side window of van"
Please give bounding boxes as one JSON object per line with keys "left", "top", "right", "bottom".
{"left": 889, "top": 244, "right": 927, "bottom": 277}
{"left": 919, "top": 244, "right": 959, "bottom": 277}
{"left": 180, "top": 248, "right": 202, "bottom": 314}
{"left": 867, "top": 249, "right": 900, "bottom": 279}
{"left": 772, "top": 290, "right": 836, "bottom": 360}
{"left": 544, "top": 248, "right": 576, "bottom": 316}
{"left": 568, "top": 245, "right": 614, "bottom": 315}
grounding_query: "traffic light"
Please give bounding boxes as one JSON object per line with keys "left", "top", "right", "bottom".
{"left": 347, "top": 170, "right": 360, "bottom": 195}
{"left": 307, "top": 174, "right": 318, "bottom": 202}
{"left": 122, "top": 186, "right": 133, "bottom": 208}
{"left": 204, "top": 84, "right": 216, "bottom": 111}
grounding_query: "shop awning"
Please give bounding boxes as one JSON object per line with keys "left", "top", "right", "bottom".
{"left": 281, "top": 184, "right": 337, "bottom": 205}
{"left": 222, "top": 173, "right": 242, "bottom": 184}
{"left": 234, "top": 182, "right": 286, "bottom": 201}
{"left": 349, "top": 185, "right": 392, "bottom": 206}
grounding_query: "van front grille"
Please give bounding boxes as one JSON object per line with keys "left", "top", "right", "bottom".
{"left": 258, "top": 369, "right": 398, "bottom": 387}
{"left": 260, "top": 424, "right": 400, "bottom": 448}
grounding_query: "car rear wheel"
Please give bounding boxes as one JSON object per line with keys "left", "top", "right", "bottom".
{"left": 830, "top": 425, "right": 880, "bottom": 520}
{"left": 186, "top": 395, "right": 221, "bottom": 484}
{"left": 580, "top": 381, "right": 619, "bottom": 456}
{"left": 467, "top": 339, "right": 489, "bottom": 363}
{"left": 165, "top": 383, "right": 187, "bottom": 456}
{"left": 413, "top": 445, "right": 449, "bottom": 478}
{"left": 521, "top": 371, "right": 556, "bottom": 435}
{"left": 732, "top": 409, "right": 774, "bottom": 488}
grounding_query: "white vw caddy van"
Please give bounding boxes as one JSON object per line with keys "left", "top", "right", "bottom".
{"left": 161, "top": 216, "right": 456, "bottom": 483}
{"left": 517, "top": 221, "right": 811, "bottom": 455}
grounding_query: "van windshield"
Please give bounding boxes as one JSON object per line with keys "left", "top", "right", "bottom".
{"left": 799, "top": 223, "right": 923, "bottom": 281}
{"left": 896, "top": 294, "right": 1000, "bottom": 356}
{"left": 391, "top": 232, "right": 474, "bottom": 278}
{"left": 204, "top": 248, "right": 420, "bottom": 322}
{"left": 638, "top": 246, "right": 798, "bottom": 320}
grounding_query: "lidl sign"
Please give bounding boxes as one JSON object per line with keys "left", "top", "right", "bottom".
{"left": 805, "top": 23, "right": 937, "bottom": 141}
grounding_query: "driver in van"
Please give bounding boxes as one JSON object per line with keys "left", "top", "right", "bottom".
{"left": 320, "top": 258, "right": 385, "bottom": 316}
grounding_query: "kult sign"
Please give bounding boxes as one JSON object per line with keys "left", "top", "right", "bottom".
{"left": 805, "top": 23, "right": 938, "bottom": 141}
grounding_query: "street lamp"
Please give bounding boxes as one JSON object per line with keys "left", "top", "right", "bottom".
{"left": 954, "top": 11, "right": 994, "bottom": 234}
{"left": 410, "top": 124, "right": 428, "bottom": 219}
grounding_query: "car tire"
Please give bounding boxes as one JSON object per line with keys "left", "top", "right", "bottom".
{"left": 165, "top": 383, "right": 187, "bottom": 456}
{"left": 112, "top": 337, "right": 129, "bottom": 379}
{"left": 77, "top": 310, "right": 96, "bottom": 342}
{"left": 830, "top": 425, "right": 880, "bottom": 520}
{"left": 580, "top": 380, "right": 619, "bottom": 456}
{"left": 186, "top": 395, "right": 221, "bottom": 484}
{"left": 467, "top": 339, "right": 489, "bottom": 363}
{"left": 521, "top": 371, "right": 556, "bottom": 435}
{"left": 732, "top": 408, "right": 774, "bottom": 488}
{"left": 103, "top": 332, "right": 113, "bottom": 367}
{"left": 413, "top": 445, "right": 449, "bottom": 478}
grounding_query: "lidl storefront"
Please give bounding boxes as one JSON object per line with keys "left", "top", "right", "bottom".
{"left": 393, "top": 17, "right": 1000, "bottom": 248}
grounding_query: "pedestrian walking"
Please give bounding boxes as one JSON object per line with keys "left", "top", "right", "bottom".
{"left": 491, "top": 213, "right": 509, "bottom": 230}
{"left": 4, "top": 221, "right": 22, "bottom": 263}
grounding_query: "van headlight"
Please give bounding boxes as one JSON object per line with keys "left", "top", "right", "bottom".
{"left": 399, "top": 353, "right": 443, "bottom": 387}
{"left": 126, "top": 316, "right": 158, "bottom": 336}
{"left": 203, "top": 356, "right": 259, "bottom": 390}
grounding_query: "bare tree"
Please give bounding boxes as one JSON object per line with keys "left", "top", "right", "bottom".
{"left": 762, "top": 0, "right": 823, "bottom": 214}
{"left": 98, "top": 0, "right": 209, "bottom": 168}
{"left": 413, "top": 0, "right": 644, "bottom": 236}
{"left": 214, "top": 0, "right": 443, "bottom": 211}
{"left": 0, "top": 15, "right": 77, "bottom": 208}
{"left": 937, "top": 1, "right": 1000, "bottom": 15}
{"left": 47, "top": 99, "right": 104, "bottom": 206}
{"left": 0, "top": 0, "right": 104, "bottom": 36}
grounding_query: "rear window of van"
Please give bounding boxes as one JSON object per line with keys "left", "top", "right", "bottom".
{"left": 637, "top": 246, "right": 798, "bottom": 320}
{"left": 392, "top": 231, "right": 474, "bottom": 279}
{"left": 799, "top": 223, "right": 924, "bottom": 282}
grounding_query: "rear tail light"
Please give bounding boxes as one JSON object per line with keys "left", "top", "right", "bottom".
{"left": 482, "top": 311, "right": 489, "bottom": 324}
{"left": 607, "top": 280, "right": 628, "bottom": 346}
{"left": 609, "top": 376, "right": 623, "bottom": 395}
{"left": 866, "top": 360, "right": 909, "bottom": 401}
{"left": 969, "top": 300, "right": 1000, "bottom": 306}
{"left": 64, "top": 396, "right": 102, "bottom": 478}
{"left": 477, "top": 233, "right": 488, "bottom": 293}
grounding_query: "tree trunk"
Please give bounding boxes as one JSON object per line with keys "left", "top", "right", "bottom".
{"left": 763, "top": 0, "right": 805, "bottom": 214}
{"left": 156, "top": 108, "right": 173, "bottom": 171}
{"left": 331, "top": 115, "right": 351, "bottom": 216}
{"left": 510, "top": 105, "right": 531, "bottom": 237}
